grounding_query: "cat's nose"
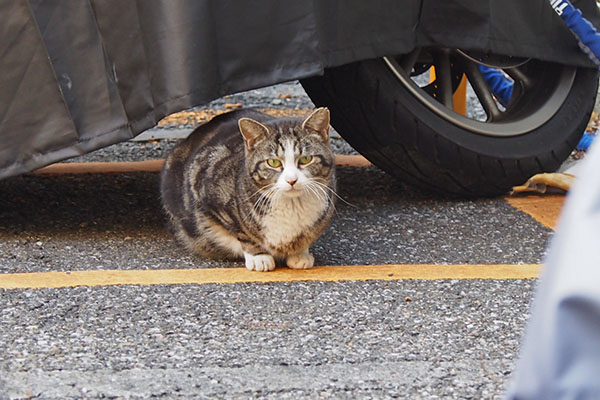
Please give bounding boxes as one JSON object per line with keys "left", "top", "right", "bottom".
{"left": 287, "top": 178, "right": 297, "bottom": 186}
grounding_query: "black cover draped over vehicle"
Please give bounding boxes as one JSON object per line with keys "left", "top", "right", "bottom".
{"left": 2, "top": 1, "right": 599, "bottom": 190}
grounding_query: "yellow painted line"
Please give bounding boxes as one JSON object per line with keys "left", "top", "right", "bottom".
{"left": 0, "top": 264, "right": 541, "bottom": 289}
{"left": 32, "top": 155, "right": 371, "bottom": 175}
{"left": 505, "top": 195, "right": 565, "bottom": 230}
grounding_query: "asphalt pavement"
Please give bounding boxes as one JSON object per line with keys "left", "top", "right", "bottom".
{"left": 0, "top": 82, "right": 557, "bottom": 399}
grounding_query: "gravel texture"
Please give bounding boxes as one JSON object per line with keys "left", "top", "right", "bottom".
{"left": 1, "top": 279, "right": 533, "bottom": 399}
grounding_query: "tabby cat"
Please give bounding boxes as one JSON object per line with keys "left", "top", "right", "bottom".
{"left": 160, "top": 108, "right": 336, "bottom": 271}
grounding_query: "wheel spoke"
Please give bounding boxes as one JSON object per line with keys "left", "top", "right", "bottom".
{"left": 399, "top": 48, "right": 421, "bottom": 74}
{"left": 504, "top": 66, "right": 533, "bottom": 89}
{"left": 432, "top": 50, "right": 454, "bottom": 108}
{"left": 464, "top": 62, "right": 502, "bottom": 121}
{"left": 384, "top": 48, "right": 577, "bottom": 138}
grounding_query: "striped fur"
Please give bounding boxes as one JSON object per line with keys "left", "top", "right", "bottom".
{"left": 160, "top": 108, "right": 336, "bottom": 271}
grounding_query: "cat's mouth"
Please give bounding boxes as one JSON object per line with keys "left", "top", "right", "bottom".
{"left": 281, "top": 185, "right": 304, "bottom": 197}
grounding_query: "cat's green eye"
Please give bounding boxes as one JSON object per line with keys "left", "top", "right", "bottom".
{"left": 298, "top": 155, "right": 313, "bottom": 165}
{"left": 266, "top": 158, "right": 282, "bottom": 168}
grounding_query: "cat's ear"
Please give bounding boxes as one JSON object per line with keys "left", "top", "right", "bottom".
{"left": 238, "top": 118, "right": 269, "bottom": 149}
{"left": 302, "top": 107, "right": 330, "bottom": 141}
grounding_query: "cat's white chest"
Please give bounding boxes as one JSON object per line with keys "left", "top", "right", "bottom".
{"left": 262, "top": 194, "right": 325, "bottom": 249}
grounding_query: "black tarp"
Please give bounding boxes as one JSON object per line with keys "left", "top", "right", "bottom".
{"left": 1, "top": 0, "right": 599, "bottom": 179}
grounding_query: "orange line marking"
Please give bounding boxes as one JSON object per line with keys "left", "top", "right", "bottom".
{"left": 32, "top": 160, "right": 165, "bottom": 175}
{"left": 505, "top": 195, "right": 566, "bottom": 230}
{"left": 334, "top": 154, "right": 371, "bottom": 167}
{"left": 0, "top": 264, "right": 541, "bottom": 289}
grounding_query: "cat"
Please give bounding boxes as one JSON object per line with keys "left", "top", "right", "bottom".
{"left": 160, "top": 107, "right": 336, "bottom": 271}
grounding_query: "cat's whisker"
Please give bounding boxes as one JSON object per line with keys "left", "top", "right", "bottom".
{"left": 270, "top": 188, "right": 284, "bottom": 209}
{"left": 310, "top": 179, "right": 356, "bottom": 208}
{"left": 305, "top": 181, "right": 328, "bottom": 203}
{"left": 254, "top": 187, "right": 276, "bottom": 213}
{"left": 252, "top": 196, "right": 267, "bottom": 216}
{"left": 307, "top": 181, "right": 340, "bottom": 215}
{"left": 245, "top": 185, "right": 277, "bottom": 224}
{"left": 243, "top": 187, "right": 273, "bottom": 225}
{"left": 304, "top": 183, "right": 324, "bottom": 203}
{"left": 245, "top": 183, "right": 277, "bottom": 201}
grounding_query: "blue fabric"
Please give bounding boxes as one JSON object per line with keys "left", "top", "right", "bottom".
{"left": 577, "top": 133, "right": 596, "bottom": 151}
{"left": 551, "top": 0, "right": 600, "bottom": 67}
{"left": 549, "top": 1, "right": 600, "bottom": 151}
{"left": 479, "top": 66, "right": 514, "bottom": 106}
{"left": 479, "top": 62, "right": 594, "bottom": 153}
{"left": 480, "top": 0, "right": 600, "bottom": 104}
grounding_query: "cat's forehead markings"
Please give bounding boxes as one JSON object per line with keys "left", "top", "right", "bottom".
{"left": 276, "top": 141, "right": 285, "bottom": 157}
{"left": 284, "top": 139, "right": 296, "bottom": 165}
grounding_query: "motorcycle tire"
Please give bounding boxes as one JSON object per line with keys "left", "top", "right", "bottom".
{"left": 301, "top": 50, "right": 599, "bottom": 196}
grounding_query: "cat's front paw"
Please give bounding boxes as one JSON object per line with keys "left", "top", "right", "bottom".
{"left": 244, "top": 253, "right": 276, "bottom": 272}
{"left": 286, "top": 251, "right": 315, "bottom": 270}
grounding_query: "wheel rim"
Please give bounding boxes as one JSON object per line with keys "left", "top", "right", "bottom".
{"left": 383, "top": 48, "right": 577, "bottom": 137}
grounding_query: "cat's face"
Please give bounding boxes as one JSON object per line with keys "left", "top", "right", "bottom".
{"left": 239, "top": 108, "right": 334, "bottom": 198}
